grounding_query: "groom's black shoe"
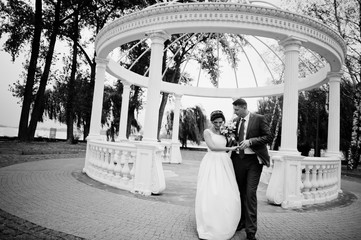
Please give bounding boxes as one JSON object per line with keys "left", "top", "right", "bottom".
{"left": 236, "top": 223, "right": 245, "bottom": 231}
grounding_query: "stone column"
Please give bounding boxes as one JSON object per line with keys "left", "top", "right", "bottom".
{"left": 142, "top": 30, "right": 169, "bottom": 142}
{"left": 170, "top": 94, "right": 182, "bottom": 164}
{"left": 326, "top": 72, "right": 342, "bottom": 156}
{"left": 133, "top": 30, "right": 169, "bottom": 195}
{"left": 87, "top": 57, "right": 109, "bottom": 140}
{"left": 279, "top": 37, "right": 303, "bottom": 155}
{"left": 326, "top": 72, "right": 342, "bottom": 192}
{"left": 117, "top": 81, "right": 131, "bottom": 142}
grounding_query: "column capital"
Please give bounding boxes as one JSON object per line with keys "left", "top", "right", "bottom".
{"left": 327, "top": 71, "right": 343, "bottom": 83}
{"left": 145, "top": 30, "right": 170, "bottom": 44}
{"left": 95, "top": 57, "right": 109, "bottom": 66}
{"left": 279, "top": 36, "right": 306, "bottom": 52}
{"left": 122, "top": 80, "right": 132, "bottom": 88}
{"left": 173, "top": 93, "right": 183, "bottom": 101}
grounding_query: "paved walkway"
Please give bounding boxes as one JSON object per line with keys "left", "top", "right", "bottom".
{"left": 0, "top": 150, "right": 361, "bottom": 240}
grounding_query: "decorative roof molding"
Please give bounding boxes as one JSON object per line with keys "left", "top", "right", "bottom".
{"left": 95, "top": 2, "right": 346, "bottom": 69}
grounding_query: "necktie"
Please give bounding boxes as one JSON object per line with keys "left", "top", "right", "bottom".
{"left": 239, "top": 118, "right": 245, "bottom": 142}
{"left": 238, "top": 118, "right": 245, "bottom": 156}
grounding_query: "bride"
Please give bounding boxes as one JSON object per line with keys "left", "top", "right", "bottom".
{"left": 195, "top": 110, "right": 241, "bottom": 240}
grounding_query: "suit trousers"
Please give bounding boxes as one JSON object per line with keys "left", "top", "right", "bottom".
{"left": 232, "top": 153, "right": 263, "bottom": 235}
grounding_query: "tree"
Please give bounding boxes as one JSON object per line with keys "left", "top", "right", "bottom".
{"left": 286, "top": 0, "right": 361, "bottom": 168}
{"left": 156, "top": 33, "right": 245, "bottom": 140}
{"left": 2, "top": 0, "right": 68, "bottom": 141}
{"left": 257, "top": 96, "right": 283, "bottom": 151}
{"left": 0, "top": 0, "right": 43, "bottom": 141}
{"left": 166, "top": 105, "right": 207, "bottom": 148}
{"left": 2, "top": 0, "right": 154, "bottom": 141}
{"left": 72, "top": 0, "right": 153, "bottom": 138}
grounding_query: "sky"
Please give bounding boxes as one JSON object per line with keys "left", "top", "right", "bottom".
{"left": 0, "top": 49, "right": 22, "bottom": 127}
{"left": 0, "top": 0, "right": 282, "bottom": 129}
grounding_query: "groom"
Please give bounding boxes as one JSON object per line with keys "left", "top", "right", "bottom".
{"left": 230, "top": 98, "right": 272, "bottom": 240}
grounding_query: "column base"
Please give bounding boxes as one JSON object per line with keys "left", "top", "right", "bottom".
{"left": 133, "top": 141, "right": 166, "bottom": 195}
{"left": 115, "top": 136, "right": 128, "bottom": 142}
{"left": 266, "top": 154, "right": 304, "bottom": 209}
{"left": 324, "top": 150, "right": 343, "bottom": 159}
{"left": 170, "top": 142, "right": 182, "bottom": 164}
{"left": 86, "top": 134, "right": 103, "bottom": 141}
{"left": 141, "top": 137, "right": 159, "bottom": 142}
{"left": 278, "top": 148, "right": 301, "bottom": 156}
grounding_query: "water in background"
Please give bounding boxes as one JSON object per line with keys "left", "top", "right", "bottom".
{"left": 0, "top": 126, "right": 67, "bottom": 140}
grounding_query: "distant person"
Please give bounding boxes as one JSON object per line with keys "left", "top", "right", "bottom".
{"left": 230, "top": 98, "right": 272, "bottom": 240}
{"left": 195, "top": 110, "right": 241, "bottom": 239}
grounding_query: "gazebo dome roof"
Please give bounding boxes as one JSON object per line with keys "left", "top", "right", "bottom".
{"left": 95, "top": 0, "right": 346, "bottom": 98}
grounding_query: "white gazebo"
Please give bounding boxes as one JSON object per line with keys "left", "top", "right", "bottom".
{"left": 82, "top": 0, "right": 346, "bottom": 208}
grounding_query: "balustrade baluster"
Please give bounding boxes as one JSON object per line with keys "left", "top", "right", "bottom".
{"left": 105, "top": 148, "right": 113, "bottom": 180}
{"left": 97, "top": 146, "right": 102, "bottom": 169}
{"left": 129, "top": 152, "right": 136, "bottom": 181}
{"left": 87, "top": 145, "right": 94, "bottom": 172}
{"left": 114, "top": 150, "right": 122, "bottom": 181}
{"left": 315, "top": 165, "right": 324, "bottom": 202}
{"left": 299, "top": 166, "right": 304, "bottom": 197}
{"left": 89, "top": 145, "right": 95, "bottom": 174}
{"left": 318, "top": 165, "right": 326, "bottom": 200}
{"left": 108, "top": 149, "right": 116, "bottom": 181}
{"left": 94, "top": 146, "right": 99, "bottom": 168}
{"left": 165, "top": 145, "right": 171, "bottom": 163}
{"left": 331, "top": 165, "right": 337, "bottom": 190}
{"left": 122, "top": 151, "right": 131, "bottom": 181}
{"left": 327, "top": 165, "right": 335, "bottom": 197}
{"left": 101, "top": 148, "right": 109, "bottom": 178}
{"left": 120, "top": 150, "right": 126, "bottom": 165}
{"left": 324, "top": 165, "right": 332, "bottom": 198}
{"left": 311, "top": 165, "right": 319, "bottom": 192}
{"left": 302, "top": 165, "right": 312, "bottom": 201}
{"left": 324, "top": 165, "right": 330, "bottom": 189}
{"left": 94, "top": 147, "right": 100, "bottom": 176}
{"left": 94, "top": 146, "right": 100, "bottom": 174}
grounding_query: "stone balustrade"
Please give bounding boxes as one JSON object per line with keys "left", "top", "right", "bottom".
{"left": 83, "top": 140, "right": 137, "bottom": 192}
{"left": 83, "top": 140, "right": 173, "bottom": 194}
{"left": 266, "top": 154, "right": 341, "bottom": 209}
{"left": 83, "top": 140, "right": 341, "bottom": 208}
{"left": 301, "top": 157, "right": 341, "bottom": 205}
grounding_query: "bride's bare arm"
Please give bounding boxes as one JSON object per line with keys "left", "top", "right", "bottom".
{"left": 204, "top": 129, "right": 238, "bottom": 152}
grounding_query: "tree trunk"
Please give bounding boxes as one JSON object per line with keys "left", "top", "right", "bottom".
{"left": 75, "top": 42, "right": 96, "bottom": 139}
{"left": 315, "top": 103, "right": 320, "bottom": 157}
{"left": 127, "top": 85, "right": 141, "bottom": 137}
{"left": 271, "top": 98, "right": 282, "bottom": 150}
{"left": 157, "top": 92, "right": 169, "bottom": 140}
{"left": 18, "top": 0, "right": 42, "bottom": 141}
{"left": 27, "top": 0, "right": 62, "bottom": 141}
{"left": 157, "top": 57, "right": 181, "bottom": 140}
{"left": 347, "top": 84, "right": 361, "bottom": 169}
{"left": 66, "top": 6, "right": 79, "bottom": 143}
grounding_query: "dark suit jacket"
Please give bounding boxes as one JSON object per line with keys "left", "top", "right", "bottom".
{"left": 232, "top": 113, "right": 273, "bottom": 167}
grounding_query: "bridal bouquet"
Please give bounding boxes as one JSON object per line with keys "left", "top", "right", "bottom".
{"left": 221, "top": 120, "right": 237, "bottom": 147}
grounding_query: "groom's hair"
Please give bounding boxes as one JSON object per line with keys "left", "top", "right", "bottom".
{"left": 232, "top": 98, "right": 247, "bottom": 107}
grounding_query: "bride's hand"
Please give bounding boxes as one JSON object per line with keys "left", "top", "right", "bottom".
{"left": 230, "top": 146, "right": 239, "bottom": 151}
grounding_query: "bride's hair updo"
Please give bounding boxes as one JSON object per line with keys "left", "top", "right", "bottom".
{"left": 210, "top": 110, "right": 225, "bottom": 122}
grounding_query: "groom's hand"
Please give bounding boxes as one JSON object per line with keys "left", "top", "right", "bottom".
{"left": 239, "top": 140, "right": 251, "bottom": 149}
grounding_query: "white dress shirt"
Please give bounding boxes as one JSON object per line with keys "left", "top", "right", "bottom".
{"left": 238, "top": 113, "right": 255, "bottom": 154}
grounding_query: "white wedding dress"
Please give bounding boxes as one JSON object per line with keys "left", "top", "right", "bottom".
{"left": 195, "top": 129, "right": 241, "bottom": 240}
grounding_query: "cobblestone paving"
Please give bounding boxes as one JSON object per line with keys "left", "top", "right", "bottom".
{"left": 1, "top": 141, "right": 361, "bottom": 240}
{"left": 0, "top": 140, "right": 86, "bottom": 240}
